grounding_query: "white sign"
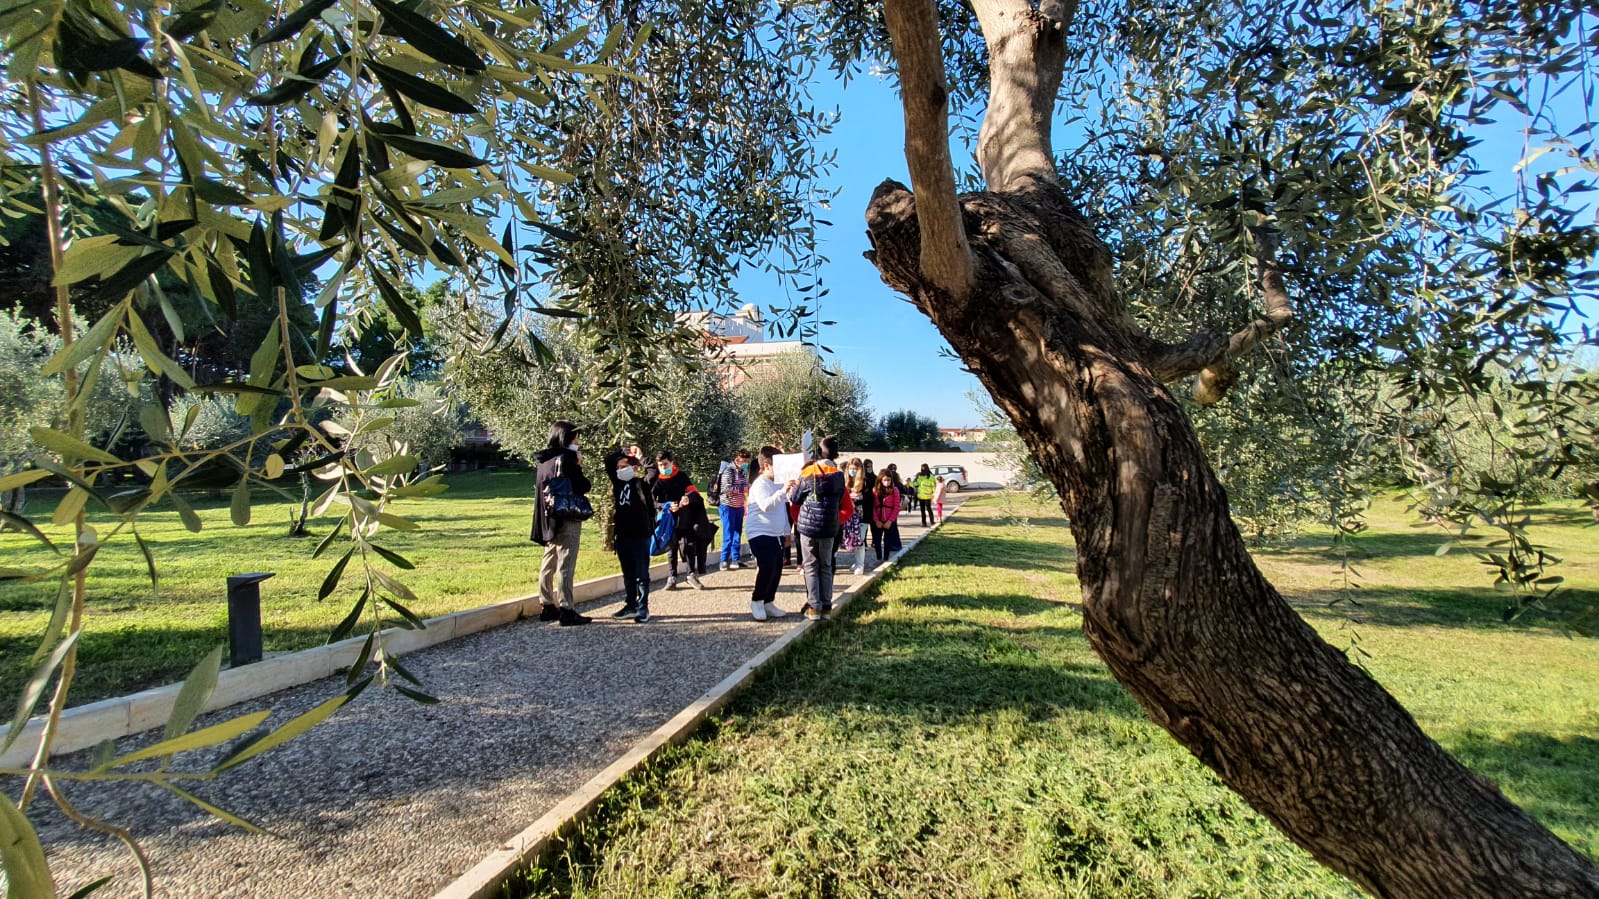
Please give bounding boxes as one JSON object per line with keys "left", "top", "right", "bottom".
{"left": 800, "top": 430, "right": 813, "bottom": 458}
{"left": 772, "top": 453, "right": 804, "bottom": 484}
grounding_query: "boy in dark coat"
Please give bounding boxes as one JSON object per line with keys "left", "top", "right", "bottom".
{"left": 604, "top": 449, "right": 656, "bottom": 622}
{"left": 671, "top": 486, "right": 715, "bottom": 590}
{"left": 648, "top": 450, "right": 695, "bottom": 588}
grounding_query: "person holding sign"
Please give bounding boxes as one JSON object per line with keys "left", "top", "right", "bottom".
{"left": 745, "top": 445, "right": 795, "bottom": 621}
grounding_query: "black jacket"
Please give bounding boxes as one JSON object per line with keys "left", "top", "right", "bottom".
{"left": 649, "top": 467, "right": 692, "bottom": 506}
{"left": 531, "top": 446, "right": 590, "bottom": 545}
{"left": 673, "top": 488, "right": 717, "bottom": 546}
{"left": 604, "top": 450, "right": 656, "bottom": 539}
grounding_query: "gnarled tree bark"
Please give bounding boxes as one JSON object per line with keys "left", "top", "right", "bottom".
{"left": 867, "top": 0, "right": 1599, "bottom": 895}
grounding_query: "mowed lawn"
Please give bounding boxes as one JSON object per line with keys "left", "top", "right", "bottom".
{"left": 0, "top": 470, "right": 629, "bottom": 705}
{"left": 509, "top": 494, "right": 1599, "bottom": 898}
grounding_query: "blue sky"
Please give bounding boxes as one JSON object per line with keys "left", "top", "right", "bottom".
{"left": 733, "top": 67, "right": 1596, "bottom": 429}
{"left": 732, "top": 75, "right": 988, "bottom": 428}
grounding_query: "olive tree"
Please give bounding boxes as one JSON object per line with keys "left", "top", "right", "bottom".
{"left": 856, "top": 0, "right": 1599, "bottom": 892}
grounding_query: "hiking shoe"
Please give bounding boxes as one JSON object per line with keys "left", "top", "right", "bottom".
{"left": 763, "top": 602, "right": 787, "bottom": 618}
{"left": 538, "top": 604, "right": 561, "bottom": 622}
{"left": 612, "top": 604, "right": 638, "bottom": 619}
{"left": 687, "top": 572, "right": 705, "bottom": 590}
{"left": 804, "top": 607, "right": 822, "bottom": 621}
{"left": 635, "top": 605, "right": 651, "bottom": 623}
{"left": 557, "top": 608, "right": 591, "bottom": 627}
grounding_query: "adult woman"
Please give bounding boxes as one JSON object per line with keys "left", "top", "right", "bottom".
{"left": 840, "top": 458, "right": 869, "bottom": 575}
{"left": 872, "top": 471, "right": 902, "bottom": 562}
{"left": 745, "top": 445, "right": 794, "bottom": 621}
{"left": 603, "top": 450, "right": 655, "bottom": 622}
{"left": 532, "top": 421, "right": 591, "bottom": 626}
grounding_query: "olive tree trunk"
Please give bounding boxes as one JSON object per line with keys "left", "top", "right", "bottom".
{"left": 866, "top": 0, "right": 1599, "bottom": 895}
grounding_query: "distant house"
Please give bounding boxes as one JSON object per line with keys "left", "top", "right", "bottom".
{"left": 451, "top": 421, "right": 517, "bottom": 471}
{"left": 682, "top": 304, "right": 818, "bottom": 390}
{"left": 938, "top": 427, "right": 988, "bottom": 443}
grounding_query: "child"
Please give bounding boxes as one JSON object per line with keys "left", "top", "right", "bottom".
{"left": 933, "top": 474, "right": 950, "bottom": 523}
{"left": 840, "top": 458, "right": 868, "bottom": 574}
{"left": 872, "top": 473, "right": 902, "bottom": 561}
{"left": 672, "top": 486, "right": 714, "bottom": 589}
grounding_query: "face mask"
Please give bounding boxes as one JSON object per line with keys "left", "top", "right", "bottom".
{"left": 617, "top": 467, "right": 636, "bottom": 482}
{"left": 660, "top": 464, "right": 676, "bottom": 477}
{"left": 568, "top": 441, "right": 579, "bottom": 450}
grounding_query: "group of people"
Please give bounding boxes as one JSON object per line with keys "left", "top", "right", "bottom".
{"left": 530, "top": 420, "right": 956, "bottom": 627}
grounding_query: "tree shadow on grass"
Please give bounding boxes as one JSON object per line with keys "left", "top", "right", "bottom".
{"left": 904, "top": 590, "right": 1078, "bottom": 617}
{"left": 910, "top": 533, "right": 1077, "bottom": 573}
{"left": 744, "top": 590, "right": 1141, "bottom": 723}
{"left": 950, "top": 510, "right": 1070, "bottom": 526}
{"left": 1289, "top": 584, "right": 1598, "bottom": 633}
{"left": 1446, "top": 730, "right": 1599, "bottom": 853}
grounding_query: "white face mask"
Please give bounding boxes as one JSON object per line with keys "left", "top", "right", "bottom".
{"left": 617, "top": 466, "right": 636, "bottom": 482}
{"left": 569, "top": 440, "right": 579, "bottom": 450}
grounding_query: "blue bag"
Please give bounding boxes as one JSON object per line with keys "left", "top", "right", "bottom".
{"left": 649, "top": 506, "right": 676, "bottom": 556}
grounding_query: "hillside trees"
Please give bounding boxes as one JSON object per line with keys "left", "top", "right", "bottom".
{"left": 859, "top": 0, "right": 1599, "bottom": 893}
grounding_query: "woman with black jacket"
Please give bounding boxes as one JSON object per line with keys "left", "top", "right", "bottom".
{"left": 604, "top": 449, "right": 657, "bottom": 622}
{"left": 532, "top": 421, "right": 591, "bottom": 626}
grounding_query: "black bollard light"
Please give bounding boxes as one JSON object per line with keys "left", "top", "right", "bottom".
{"left": 226, "top": 572, "right": 274, "bottom": 667}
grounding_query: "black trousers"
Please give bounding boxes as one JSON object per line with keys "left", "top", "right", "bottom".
{"left": 750, "top": 535, "right": 784, "bottom": 605}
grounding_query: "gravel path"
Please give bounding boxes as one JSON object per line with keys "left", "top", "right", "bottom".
{"left": 20, "top": 500, "right": 961, "bottom": 898}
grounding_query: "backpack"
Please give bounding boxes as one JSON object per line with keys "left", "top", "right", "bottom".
{"left": 649, "top": 505, "right": 677, "bottom": 556}
{"left": 709, "top": 464, "right": 725, "bottom": 506}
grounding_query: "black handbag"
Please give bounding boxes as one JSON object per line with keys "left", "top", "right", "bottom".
{"left": 542, "top": 459, "right": 594, "bottom": 522}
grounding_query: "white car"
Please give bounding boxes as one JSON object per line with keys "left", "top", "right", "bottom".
{"left": 930, "top": 464, "right": 969, "bottom": 491}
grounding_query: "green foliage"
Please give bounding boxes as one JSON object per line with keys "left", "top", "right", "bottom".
{"left": 0, "top": 0, "right": 636, "bottom": 882}
{"left": 337, "top": 377, "right": 464, "bottom": 472}
{"left": 876, "top": 408, "right": 949, "bottom": 452}
{"left": 166, "top": 393, "right": 250, "bottom": 453}
{"left": 734, "top": 353, "right": 873, "bottom": 451}
{"left": 448, "top": 318, "right": 740, "bottom": 480}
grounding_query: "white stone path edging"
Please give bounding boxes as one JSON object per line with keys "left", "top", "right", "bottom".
{"left": 432, "top": 505, "right": 960, "bottom": 899}
{"left": 0, "top": 556, "right": 691, "bottom": 769}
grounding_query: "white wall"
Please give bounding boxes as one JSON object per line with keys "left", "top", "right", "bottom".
{"left": 836, "top": 451, "right": 1016, "bottom": 488}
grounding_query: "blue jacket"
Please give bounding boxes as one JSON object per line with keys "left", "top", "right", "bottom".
{"left": 789, "top": 459, "right": 844, "bottom": 538}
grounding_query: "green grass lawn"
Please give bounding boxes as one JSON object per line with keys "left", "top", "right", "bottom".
{"left": 508, "top": 494, "right": 1599, "bottom": 898}
{"left": 0, "top": 470, "right": 641, "bottom": 706}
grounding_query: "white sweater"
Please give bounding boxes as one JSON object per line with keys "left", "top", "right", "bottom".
{"left": 744, "top": 475, "right": 791, "bottom": 539}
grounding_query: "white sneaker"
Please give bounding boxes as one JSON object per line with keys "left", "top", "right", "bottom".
{"left": 851, "top": 565, "right": 864, "bottom": 576}
{"left": 687, "top": 572, "right": 704, "bottom": 590}
{"left": 763, "top": 602, "right": 787, "bottom": 618}
{"left": 750, "top": 600, "right": 767, "bottom": 621}
{"left": 665, "top": 576, "right": 678, "bottom": 591}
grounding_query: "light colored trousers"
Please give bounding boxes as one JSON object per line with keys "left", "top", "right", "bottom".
{"left": 539, "top": 519, "right": 583, "bottom": 609}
